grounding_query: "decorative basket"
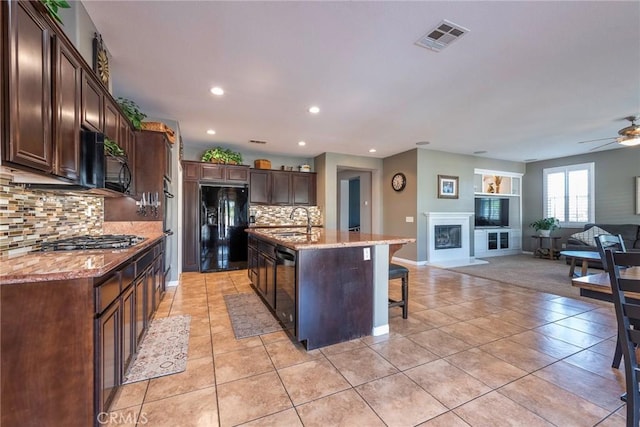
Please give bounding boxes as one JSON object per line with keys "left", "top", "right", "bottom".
{"left": 254, "top": 159, "right": 271, "bottom": 169}
{"left": 141, "top": 121, "right": 176, "bottom": 144}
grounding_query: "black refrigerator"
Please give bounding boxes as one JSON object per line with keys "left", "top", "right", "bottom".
{"left": 200, "top": 185, "right": 249, "bottom": 272}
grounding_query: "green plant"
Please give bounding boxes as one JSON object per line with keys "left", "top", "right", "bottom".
{"left": 530, "top": 217, "right": 560, "bottom": 231}
{"left": 116, "top": 97, "right": 147, "bottom": 130}
{"left": 40, "top": 0, "right": 70, "bottom": 25}
{"left": 201, "top": 147, "right": 243, "bottom": 164}
{"left": 104, "top": 138, "right": 125, "bottom": 158}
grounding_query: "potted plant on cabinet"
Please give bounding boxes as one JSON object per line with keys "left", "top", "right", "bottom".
{"left": 116, "top": 97, "right": 147, "bottom": 130}
{"left": 530, "top": 217, "right": 560, "bottom": 237}
{"left": 201, "top": 147, "right": 243, "bottom": 165}
{"left": 39, "top": 0, "right": 70, "bottom": 25}
{"left": 104, "top": 138, "right": 125, "bottom": 158}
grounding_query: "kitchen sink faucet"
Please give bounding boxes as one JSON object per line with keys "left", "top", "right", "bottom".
{"left": 290, "top": 207, "right": 312, "bottom": 234}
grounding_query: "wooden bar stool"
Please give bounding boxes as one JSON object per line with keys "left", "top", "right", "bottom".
{"left": 388, "top": 263, "right": 409, "bottom": 319}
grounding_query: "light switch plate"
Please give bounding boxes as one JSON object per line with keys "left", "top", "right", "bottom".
{"left": 406, "top": 216, "right": 414, "bottom": 223}
{"left": 363, "top": 247, "right": 371, "bottom": 260}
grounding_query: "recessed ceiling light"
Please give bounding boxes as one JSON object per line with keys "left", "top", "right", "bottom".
{"left": 308, "top": 106, "right": 320, "bottom": 114}
{"left": 210, "top": 87, "right": 224, "bottom": 96}
{"left": 369, "top": 149, "right": 377, "bottom": 153}
{"left": 416, "top": 141, "right": 430, "bottom": 146}
{"left": 298, "top": 141, "right": 306, "bottom": 146}
{"left": 206, "top": 129, "right": 216, "bottom": 135}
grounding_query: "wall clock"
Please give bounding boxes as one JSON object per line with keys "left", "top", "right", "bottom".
{"left": 391, "top": 172, "right": 406, "bottom": 192}
{"left": 93, "top": 33, "right": 109, "bottom": 86}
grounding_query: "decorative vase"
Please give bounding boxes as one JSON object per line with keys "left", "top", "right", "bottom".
{"left": 539, "top": 230, "right": 551, "bottom": 237}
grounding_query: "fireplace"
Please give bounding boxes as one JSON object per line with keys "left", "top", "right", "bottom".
{"left": 434, "top": 225, "right": 462, "bottom": 250}
{"left": 423, "top": 212, "right": 485, "bottom": 267}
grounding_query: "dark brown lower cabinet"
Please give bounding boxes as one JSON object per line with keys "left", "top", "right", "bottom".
{"left": 96, "top": 299, "right": 120, "bottom": 415}
{"left": 144, "top": 266, "right": 154, "bottom": 324}
{"left": 121, "top": 283, "right": 136, "bottom": 374}
{"left": 153, "top": 255, "right": 164, "bottom": 310}
{"left": 135, "top": 275, "right": 145, "bottom": 346}
{"left": 0, "top": 239, "right": 165, "bottom": 427}
{"left": 247, "top": 237, "right": 258, "bottom": 284}
{"left": 256, "top": 240, "right": 276, "bottom": 308}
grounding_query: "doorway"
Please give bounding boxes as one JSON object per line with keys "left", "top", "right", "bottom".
{"left": 337, "top": 169, "right": 372, "bottom": 233}
{"left": 348, "top": 178, "right": 360, "bottom": 231}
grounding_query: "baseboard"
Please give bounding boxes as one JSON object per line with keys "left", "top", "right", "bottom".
{"left": 167, "top": 280, "right": 180, "bottom": 288}
{"left": 391, "top": 256, "right": 425, "bottom": 266}
{"left": 372, "top": 324, "right": 389, "bottom": 336}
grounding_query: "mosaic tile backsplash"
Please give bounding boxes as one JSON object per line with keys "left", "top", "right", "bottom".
{"left": 0, "top": 173, "right": 103, "bottom": 259}
{"left": 249, "top": 205, "right": 323, "bottom": 227}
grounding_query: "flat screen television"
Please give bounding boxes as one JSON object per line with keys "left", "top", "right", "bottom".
{"left": 475, "top": 197, "right": 509, "bottom": 227}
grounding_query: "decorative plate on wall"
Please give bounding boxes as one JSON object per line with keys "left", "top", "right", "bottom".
{"left": 93, "top": 33, "right": 109, "bottom": 86}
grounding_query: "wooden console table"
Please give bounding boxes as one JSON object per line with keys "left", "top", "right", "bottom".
{"left": 531, "top": 235, "right": 561, "bottom": 260}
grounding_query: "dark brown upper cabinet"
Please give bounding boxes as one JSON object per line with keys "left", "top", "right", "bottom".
{"left": 249, "top": 169, "right": 316, "bottom": 206}
{"left": 271, "top": 171, "right": 291, "bottom": 205}
{"left": 52, "top": 35, "right": 82, "bottom": 181}
{"left": 182, "top": 161, "right": 249, "bottom": 184}
{"left": 3, "top": 0, "right": 53, "bottom": 172}
{"left": 81, "top": 70, "right": 103, "bottom": 132}
{"left": 291, "top": 172, "right": 316, "bottom": 205}
{"left": 2, "top": 1, "right": 138, "bottom": 189}
{"left": 103, "top": 97, "right": 119, "bottom": 141}
{"left": 248, "top": 170, "right": 270, "bottom": 204}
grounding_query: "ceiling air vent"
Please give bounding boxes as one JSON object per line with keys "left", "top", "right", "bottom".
{"left": 415, "top": 20, "right": 469, "bottom": 52}
{"left": 249, "top": 139, "right": 267, "bottom": 144}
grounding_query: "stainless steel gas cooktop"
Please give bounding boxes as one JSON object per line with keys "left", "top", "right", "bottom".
{"left": 40, "top": 235, "right": 146, "bottom": 251}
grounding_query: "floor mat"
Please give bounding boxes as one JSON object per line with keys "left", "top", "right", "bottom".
{"left": 224, "top": 293, "right": 283, "bottom": 339}
{"left": 123, "top": 314, "right": 191, "bottom": 384}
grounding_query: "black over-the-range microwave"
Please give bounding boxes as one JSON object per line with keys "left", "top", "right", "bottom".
{"left": 26, "top": 130, "right": 132, "bottom": 196}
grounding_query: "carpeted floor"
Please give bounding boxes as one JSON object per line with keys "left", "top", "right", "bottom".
{"left": 123, "top": 314, "right": 191, "bottom": 384}
{"left": 224, "top": 293, "right": 283, "bottom": 339}
{"left": 448, "top": 254, "right": 602, "bottom": 299}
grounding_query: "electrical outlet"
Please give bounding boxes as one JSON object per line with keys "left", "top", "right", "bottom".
{"left": 406, "top": 216, "right": 414, "bottom": 223}
{"left": 363, "top": 247, "right": 371, "bottom": 260}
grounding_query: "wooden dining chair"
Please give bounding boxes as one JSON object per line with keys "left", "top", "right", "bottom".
{"left": 606, "top": 249, "right": 640, "bottom": 427}
{"left": 596, "top": 234, "right": 629, "bottom": 368}
{"left": 596, "top": 234, "right": 627, "bottom": 272}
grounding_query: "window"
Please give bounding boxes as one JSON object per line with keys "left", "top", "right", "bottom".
{"left": 543, "top": 162, "right": 594, "bottom": 227}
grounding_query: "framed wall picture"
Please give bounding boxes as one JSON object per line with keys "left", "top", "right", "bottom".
{"left": 438, "top": 175, "right": 459, "bottom": 199}
{"left": 636, "top": 176, "right": 640, "bottom": 215}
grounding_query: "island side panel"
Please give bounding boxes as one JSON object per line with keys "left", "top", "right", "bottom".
{"left": 297, "top": 246, "right": 373, "bottom": 350}
{"left": 372, "top": 244, "right": 389, "bottom": 335}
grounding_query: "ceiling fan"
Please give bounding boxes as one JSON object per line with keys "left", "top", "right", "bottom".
{"left": 577, "top": 115, "right": 640, "bottom": 150}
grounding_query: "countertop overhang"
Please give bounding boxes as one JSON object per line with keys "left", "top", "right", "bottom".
{"left": 246, "top": 227, "right": 415, "bottom": 250}
{"left": 0, "top": 233, "right": 165, "bottom": 285}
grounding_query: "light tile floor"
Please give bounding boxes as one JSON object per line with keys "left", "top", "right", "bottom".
{"left": 108, "top": 264, "right": 629, "bottom": 426}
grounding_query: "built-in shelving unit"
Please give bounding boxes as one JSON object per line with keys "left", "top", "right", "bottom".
{"left": 473, "top": 169, "right": 522, "bottom": 196}
{"left": 473, "top": 169, "right": 524, "bottom": 257}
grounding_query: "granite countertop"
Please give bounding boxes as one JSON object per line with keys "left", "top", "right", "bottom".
{"left": 246, "top": 227, "right": 415, "bottom": 250}
{"left": 0, "top": 232, "right": 165, "bottom": 285}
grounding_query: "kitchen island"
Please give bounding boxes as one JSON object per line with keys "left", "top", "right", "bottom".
{"left": 245, "top": 227, "right": 415, "bottom": 349}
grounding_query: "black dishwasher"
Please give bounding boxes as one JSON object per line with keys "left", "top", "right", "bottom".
{"left": 275, "top": 246, "right": 296, "bottom": 335}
